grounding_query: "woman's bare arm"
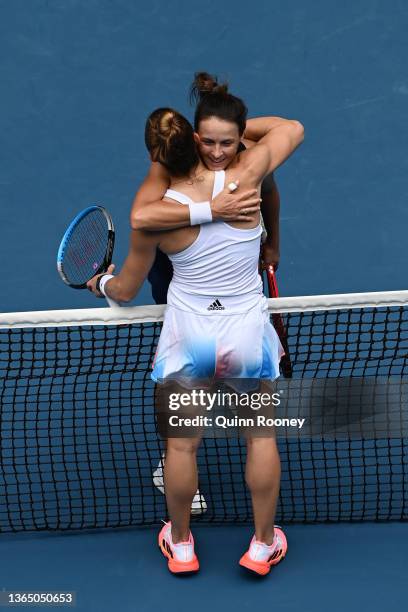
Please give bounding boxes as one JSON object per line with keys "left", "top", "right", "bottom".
{"left": 130, "top": 163, "right": 194, "bottom": 231}
{"left": 130, "top": 117, "right": 286, "bottom": 232}
{"left": 243, "top": 117, "right": 293, "bottom": 142}
{"left": 241, "top": 117, "right": 304, "bottom": 183}
{"left": 87, "top": 229, "right": 160, "bottom": 302}
{"left": 131, "top": 162, "right": 261, "bottom": 231}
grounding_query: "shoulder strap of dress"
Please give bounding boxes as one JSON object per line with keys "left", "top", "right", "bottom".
{"left": 164, "top": 189, "right": 194, "bottom": 205}
{"left": 211, "top": 171, "right": 225, "bottom": 199}
{"left": 166, "top": 172, "right": 225, "bottom": 205}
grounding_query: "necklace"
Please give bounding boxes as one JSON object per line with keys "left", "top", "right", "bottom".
{"left": 172, "top": 168, "right": 207, "bottom": 186}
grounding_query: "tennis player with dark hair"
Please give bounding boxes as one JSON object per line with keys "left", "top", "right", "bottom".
{"left": 132, "top": 72, "right": 281, "bottom": 305}
{"left": 135, "top": 74, "right": 282, "bottom": 516}
{"left": 134, "top": 74, "right": 283, "bottom": 519}
{"left": 87, "top": 94, "right": 303, "bottom": 575}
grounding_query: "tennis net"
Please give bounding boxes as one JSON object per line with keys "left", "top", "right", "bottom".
{"left": 0, "top": 291, "right": 407, "bottom": 532}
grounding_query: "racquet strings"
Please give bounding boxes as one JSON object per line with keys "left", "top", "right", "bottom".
{"left": 61, "top": 208, "right": 111, "bottom": 286}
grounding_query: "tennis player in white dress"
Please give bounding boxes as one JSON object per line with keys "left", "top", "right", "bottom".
{"left": 88, "top": 97, "right": 304, "bottom": 575}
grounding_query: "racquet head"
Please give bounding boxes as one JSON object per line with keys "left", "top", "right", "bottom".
{"left": 57, "top": 205, "right": 114, "bottom": 288}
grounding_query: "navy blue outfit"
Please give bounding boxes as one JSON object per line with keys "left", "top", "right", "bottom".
{"left": 148, "top": 249, "right": 173, "bottom": 305}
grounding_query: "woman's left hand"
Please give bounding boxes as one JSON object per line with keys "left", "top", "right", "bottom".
{"left": 261, "top": 242, "right": 280, "bottom": 271}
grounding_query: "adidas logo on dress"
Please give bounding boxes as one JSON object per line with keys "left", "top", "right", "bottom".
{"left": 207, "top": 299, "right": 225, "bottom": 311}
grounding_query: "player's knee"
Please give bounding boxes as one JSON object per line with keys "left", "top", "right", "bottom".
{"left": 246, "top": 436, "right": 277, "bottom": 453}
{"left": 167, "top": 437, "right": 201, "bottom": 455}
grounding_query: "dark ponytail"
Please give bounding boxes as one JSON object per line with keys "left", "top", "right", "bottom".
{"left": 190, "top": 72, "right": 247, "bottom": 135}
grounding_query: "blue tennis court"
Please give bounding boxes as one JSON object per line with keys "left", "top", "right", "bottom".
{"left": 1, "top": 1, "right": 407, "bottom": 610}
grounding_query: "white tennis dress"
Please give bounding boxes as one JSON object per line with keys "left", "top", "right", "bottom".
{"left": 151, "top": 171, "right": 283, "bottom": 384}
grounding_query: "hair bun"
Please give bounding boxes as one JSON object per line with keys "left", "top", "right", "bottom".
{"left": 157, "top": 111, "right": 179, "bottom": 139}
{"left": 190, "top": 71, "right": 229, "bottom": 102}
{"left": 145, "top": 107, "right": 198, "bottom": 177}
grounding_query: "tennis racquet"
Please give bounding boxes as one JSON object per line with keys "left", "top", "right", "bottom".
{"left": 266, "top": 265, "right": 293, "bottom": 378}
{"left": 57, "top": 205, "right": 115, "bottom": 288}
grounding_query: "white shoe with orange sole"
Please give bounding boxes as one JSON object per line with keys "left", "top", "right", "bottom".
{"left": 239, "top": 527, "right": 287, "bottom": 576}
{"left": 158, "top": 521, "right": 199, "bottom": 574}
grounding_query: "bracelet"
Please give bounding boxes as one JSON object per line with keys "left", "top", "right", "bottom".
{"left": 96, "top": 274, "right": 114, "bottom": 297}
{"left": 189, "top": 201, "right": 212, "bottom": 225}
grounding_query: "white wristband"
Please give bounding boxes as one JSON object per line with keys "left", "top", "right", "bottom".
{"left": 189, "top": 201, "right": 212, "bottom": 225}
{"left": 98, "top": 274, "right": 114, "bottom": 297}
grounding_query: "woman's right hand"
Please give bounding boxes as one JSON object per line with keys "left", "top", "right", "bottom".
{"left": 211, "top": 185, "right": 261, "bottom": 222}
